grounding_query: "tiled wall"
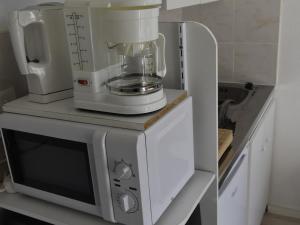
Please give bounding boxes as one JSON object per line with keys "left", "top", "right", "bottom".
{"left": 0, "top": 1, "right": 281, "bottom": 94}
{"left": 182, "top": 0, "right": 281, "bottom": 85}
{"left": 159, "top": 8, "right": 183, "bottom": 22}
{"left": 0, "top": 8, "right": 182, "bottom": 99}
{"left": 0, "top": 32, "right": 27, "bottom": 97}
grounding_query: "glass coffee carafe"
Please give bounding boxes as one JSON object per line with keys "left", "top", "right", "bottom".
{"left": 106, "top": 34, "right": 166, "bottom": 96}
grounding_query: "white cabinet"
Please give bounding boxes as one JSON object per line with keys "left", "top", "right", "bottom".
{"left": 163, "top": 0, "right": 219, "bottom": 10}
{"left": 219, "top": 146, "right": 249, "bottom": 225}
{"left": 248, "top": 101, "right": 275, "bottom": 225}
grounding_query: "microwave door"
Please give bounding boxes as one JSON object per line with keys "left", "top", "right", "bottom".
{"left": 0, "top": 114, "right": 115, "bottom": 220}
{"left": 92, "top": 131, "right": 115, "bottom": 223}
{"left": 0, "top": 128, "right": 107, "bottom": 217}
{"left": 2, "top": 129, "right": 95, "bottom": 202}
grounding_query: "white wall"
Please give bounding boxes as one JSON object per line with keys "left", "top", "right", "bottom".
{"left": 269, "top": 0, "right": 300, "bottom": 218}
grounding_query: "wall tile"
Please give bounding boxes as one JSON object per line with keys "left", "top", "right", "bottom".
{"left": 182, "top": 0, "right": 281, "bottom": 85}
{"left": 235, "top": 0, "right": 281, "bottom": 43}
{"left": 219, "top": 43, "right": 234, "bottom": 82}
{"left": 182, "top": 0, "right": 235, "bottom": 43}
{"left": 234, "top": 43, "right": 278, "bottom": 85}
{"left": 0, "top": 32, "right": 27, "bottom": 97}
{"left": 159, "top": 8, "right": 183, "bottom": 22}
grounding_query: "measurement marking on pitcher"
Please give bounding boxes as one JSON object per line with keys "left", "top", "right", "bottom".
{"left": 72, "top": 12, "right": 84, "bottom": 70}
{"left": 66, "top": 12, "right": 89, "bottom": 70}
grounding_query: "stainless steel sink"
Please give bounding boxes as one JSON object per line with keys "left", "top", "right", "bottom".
{"left": 219, "top": 83, "right": 253, "bottom": 106}
{"left": 218, "top": 83, "right": 255, "bottom": 130}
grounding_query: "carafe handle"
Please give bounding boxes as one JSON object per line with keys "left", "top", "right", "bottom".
{"left": 9, "top": 10, "right": 46, "bottom": 77}
{"left": 157, "top": 33, "right": 167, "bottom": 77}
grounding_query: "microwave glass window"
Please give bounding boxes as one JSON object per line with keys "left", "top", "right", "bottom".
{"left": 2, "top": 129, "right": 95, "bottom": 204}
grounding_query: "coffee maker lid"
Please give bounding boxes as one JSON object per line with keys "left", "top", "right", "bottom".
{"left": 24, "top": 2, "right": 64, "bottom": 11}
{"left": 66, "top": 0, "right": 162, "bottom": 8}
{"left": 107, "top": 0, "right": 162, "bottom": 7}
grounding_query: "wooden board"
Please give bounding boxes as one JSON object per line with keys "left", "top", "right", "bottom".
{"left": 144, "top": 91, "right": 187, "bottom": 129}
{"left": 218, "top": 129, "right": 233, "bottom": 160}
{"left": 3, "top": 89, "right": 187, "bottom": 131}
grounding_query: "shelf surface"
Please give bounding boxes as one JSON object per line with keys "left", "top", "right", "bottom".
{"left": 2, "top": 89, "right": 187, "bottom": 131}
{"left": 0, "top": 171, "right": 215, "bottom": 225}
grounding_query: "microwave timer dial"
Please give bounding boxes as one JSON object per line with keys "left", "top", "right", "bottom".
{"left": 118, "top": 192, "right": 138, "bottom": 213}
{"left": 114, "top": 161, "right": 133, "bottom": 180}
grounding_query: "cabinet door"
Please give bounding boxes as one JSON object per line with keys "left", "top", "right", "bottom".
{"left": 248, "top": 101, "right": 275, "bottom": 225}
{"left": 219, "top": 147, "right": 249, "bottom": 225}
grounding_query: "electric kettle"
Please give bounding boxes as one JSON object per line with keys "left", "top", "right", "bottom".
{"left": 9, "top": 3, "right": 73, "bottom": 103}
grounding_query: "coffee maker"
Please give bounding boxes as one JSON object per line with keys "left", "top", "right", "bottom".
{"left": 64, "top": 0, "right": 167, "bottom": 114}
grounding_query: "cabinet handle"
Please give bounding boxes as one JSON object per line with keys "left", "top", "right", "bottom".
{"left": 219, "top": 154, "right": 246, "bottom": 195}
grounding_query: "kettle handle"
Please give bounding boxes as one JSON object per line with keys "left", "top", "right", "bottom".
{"left": 9, "top": 10, "right": 45, "bottom": 76}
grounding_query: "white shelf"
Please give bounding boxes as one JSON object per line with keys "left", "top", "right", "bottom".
{"left": 3, "top": 89, "right": 187, "bottom": 131}
{"left": 0, "top": 171, "right": 215, "bottom": 225}
{"left": 156, "top": 171, "right": 215, "bottom": 225}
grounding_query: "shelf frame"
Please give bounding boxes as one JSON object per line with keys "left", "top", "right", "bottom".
{"left": 0, "top": 171, "right": 215, "bottom": 225}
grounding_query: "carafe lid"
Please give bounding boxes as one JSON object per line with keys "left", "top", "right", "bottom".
{"left": 106, "top": 0, "right": 162, "bottom": 7}
{"left": 65, "top": 0, "right": 161, "bottom": 8}
{"left": 24, "top": 2, "right": 64, "bottom": 11}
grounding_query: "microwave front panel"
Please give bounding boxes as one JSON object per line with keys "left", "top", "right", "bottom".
{"left": 0, "top": 113, "right": 96, "bottom": 143}
{"left": 105, "top": 129, "right": 152, "bottom": 225}
{"left": 2, "top": 128, "right": 95, "bottom": 204}
{"left": 0, "top": 113, "right": 112, "bottom": 219}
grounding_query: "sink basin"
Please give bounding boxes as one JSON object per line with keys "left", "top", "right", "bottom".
{"left": 218, "top": 83, "right": 255, "bottom": 130}
{"left": 219, "top": 84, "right": 251, "bottom": 105}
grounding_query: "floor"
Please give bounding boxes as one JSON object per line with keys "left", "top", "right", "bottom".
{"left": 262, "top": 214, "right": 300, "bottom": 225}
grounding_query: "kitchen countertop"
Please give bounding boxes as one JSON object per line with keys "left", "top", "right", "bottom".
{"left": 219, "top": 84, "right": 275, "bottom": 188}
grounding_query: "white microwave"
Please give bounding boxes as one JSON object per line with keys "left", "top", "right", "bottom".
{"left": 0, "top": 97, "right": 194, "bottom": 225}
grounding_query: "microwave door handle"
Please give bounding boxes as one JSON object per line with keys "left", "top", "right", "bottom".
{"left": 93, "top": 131, "right": 116, "bottom": 223}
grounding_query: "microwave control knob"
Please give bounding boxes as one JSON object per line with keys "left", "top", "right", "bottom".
{"left": 115, "top": 162, "right": 133, "bottom": 180}
{"left": 119, "top": 194, "right": 136, "bottom": 213}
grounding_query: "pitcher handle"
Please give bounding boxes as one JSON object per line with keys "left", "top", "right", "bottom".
{"left": 157, "top": 33, "right": 167, "bottom": 77}
{"left": 9, "top": 10, "right": 46, "bottom": 77}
